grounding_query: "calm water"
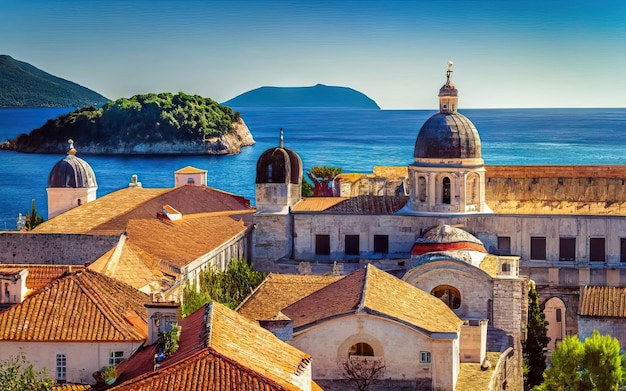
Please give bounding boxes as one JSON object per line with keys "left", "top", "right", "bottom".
{"left": 1, "top": 107, "right": 626, "bottom": 230}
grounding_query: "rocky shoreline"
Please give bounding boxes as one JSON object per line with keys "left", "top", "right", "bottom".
{"left": 2, "top": 119, "right": 255, "bottom": 155}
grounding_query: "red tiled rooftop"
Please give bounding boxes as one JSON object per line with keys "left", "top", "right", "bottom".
{"left": 0, "top": 264, "right": 85, "bottom": 292}
{"left": 579, "top": 285, "right": 626, "bottom": 317}
{"left": 0, "top": 269, "right": 149, "bottom": 341}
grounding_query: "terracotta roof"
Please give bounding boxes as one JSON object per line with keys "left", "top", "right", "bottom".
{"left": 579, "top": 286, "right": 626, "bottom": 317}
{"left": 123, "top": 211, "right": 253, "bottom": 268}
{"left": 236, "top": 273, "right": 342, "bottom": 321}
{"left": 292, "top": 195, "right": 408, "bottom": 214}
{"left": 0, "top": 269, "right": 149, "bottom": 341}
{"left": 0, "top": 264, "right": 85, "bottom": 292}
{"left": 34, "top": 185, "right": 252, "bottom": 234}
{"left": 89, "top": 238, "right": 171, "bottom": 292}
{"left": 53, "top": 385, "right": 92, "bottom": 391}
{"left": 175, "top": 166, "right": 207, "bottom": 174}
{"left": 113, "top": 302, "right": 311, "bottom": 391}
{"left": 283, "top": 265, "right": 461, "bottom": 335}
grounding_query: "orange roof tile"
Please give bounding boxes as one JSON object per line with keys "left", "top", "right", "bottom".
{"left": 292, "top": 196, "right": 407, "bottom": 214}
{"left": 0, "top": 264, "right": 85, "bottom": 292}
{"left": 52, "top": 385, "right": 92, "bottom": 391}
{"left": 0, "top": 269, "right": 149, "bottom": 342}
{"left": 236, "top": 273, "right": 342, "bottom": 321}
{"left": 579, "top": 286, "right": 626, "bottom": 317}
{"left": 291, "top": 197, "right": 349, "bottom": 211}
{"left": 113, "top": 302, "right": 312, "bottom": 391}
{"left": 34, "top": 185, "right": 252, "bottom": 234}
{"left": 283, "top": 264, "right": 461, "bottom": 334}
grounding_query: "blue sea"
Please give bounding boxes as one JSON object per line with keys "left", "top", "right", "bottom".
{"left": 1, "top": 107, "right": 626, "bottom": 230}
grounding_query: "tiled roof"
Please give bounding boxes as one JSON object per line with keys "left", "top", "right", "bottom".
{"left": 89, "top": 239, "right": 171, "bottom": 292}
{"left": 0, "top": 264, "right": 85, "bottom": 292}
{"left": 292, "top": 195, "right": 408, "bottom": 214}
{"left": 579, "top": 286, "right": 626, "bottom": 317}
{"left": 123, "top": 211, "right": 253, "bottom": 268}
{"left": 112, "top": 302, "right": 311, "bottom": 391}
{"left": 175, "top": 166, "right": 207, "bottom": 174}
{"left": 283, "top": 264, "right": 461, "bottom": 334}
{"left": 53, "top": 385, "right": 92, "bottom": 391}
{"left": 0, "top": 269, "right": 149, "bottom": 341}
{"left": 236, "top": 273, "right": 342, "bottom": 321}
{"left": 34, "top": 185, "right": 252, "bottom": 234}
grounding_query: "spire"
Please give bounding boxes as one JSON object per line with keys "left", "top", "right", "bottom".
{"left": 438, "top": 61, "right": 458, "bottom": 114}
{"left": 67, "top": 139, "right": 77, "bottom": 156}
{"left": 279, "top": 128, "right": 284, "bottom": 148}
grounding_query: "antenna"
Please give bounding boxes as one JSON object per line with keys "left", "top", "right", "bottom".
{"left": 279, "top": 128, "right": 284, "bottom": 148}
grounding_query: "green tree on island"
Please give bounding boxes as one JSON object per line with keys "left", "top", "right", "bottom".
{"left": 533, "top": 330, "right": 624, "bottom": 391}
{"left": 181, "top": 258, "right": 265, "bottom": 317}
{"left": 306, "top": 165, "right": 342, "bottom": 196}
{"left": 0, "top": 351, "right": 54, "bottom": 391}
{"left": 523, "top": 280, "right": 550, "bottom": 390}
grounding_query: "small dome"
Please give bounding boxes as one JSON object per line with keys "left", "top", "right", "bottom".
{"left": 256, "top": 129, "right": 302, "bottom": 184}
{"left": 419, "top": 224, "right": 484, "bottom": 246}
{"left": 47, "top": 140, "right": 97, "bottom": 188}
{"left": 411, "top": 224, "right": 487, "bottom": 264}
{"left": 413, "top": 112, "right": 481, "bottom": 159}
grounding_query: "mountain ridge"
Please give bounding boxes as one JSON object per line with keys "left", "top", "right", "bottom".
{"left": 0, "top": 55, "right": 108, "bottom": 108}
{"left": 222, "top": 84, "right": 380, "bottom": 109}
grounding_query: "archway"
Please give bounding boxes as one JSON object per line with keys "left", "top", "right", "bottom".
{"left": 543, "top": 297, "right": 566, "bottom": 352}
{"left": 431, "top": 285, "right": 461, "bottom": 310}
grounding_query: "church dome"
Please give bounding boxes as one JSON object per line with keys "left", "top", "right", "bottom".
{"left": 413, "top": 62, "right": 482, "bottom": 160}
{"left": 413, "top": 112, "right": 481, "bottom": 159}
{"left": 411, "top": 224, "right": 487, "bottom": 257}
{"left": 256, "top": 129, "right": 302, "bottom": 184}
{"left": 47, "top": 140, "right": 97, "bottom": 188}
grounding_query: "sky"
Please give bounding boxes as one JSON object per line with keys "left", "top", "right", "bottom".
{"left": 2, "top": 0, "right": 626, "bottom": 109}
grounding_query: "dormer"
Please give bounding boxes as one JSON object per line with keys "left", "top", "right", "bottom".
{"left": 145, "top": 301, "right": 180, "bottom": 345}
{"left": 0, "top": 268, "right": 28, "bottom": 307}
{"left": 175, "top": 166, "right": 207, "bottom": 187}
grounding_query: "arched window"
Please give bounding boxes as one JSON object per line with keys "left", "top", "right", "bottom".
{"left": 442, "top": 177, "right": 451, "bottom": 204}
{"left": 431, "top": 285, "right": 461, "bottom": 309}
{"left": 348, "top": 342, "right": 374, "bottom": 357}
{"left": 466, "top": 174, "right": 479, "bottom": 205}
{"left": 418, "top": 176, "right": 427, "bottom": 202}
{"left": 267, "top": 164, "right": 273, "bottom": 183}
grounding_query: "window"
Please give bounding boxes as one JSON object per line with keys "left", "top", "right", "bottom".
{"left": 418, "top": 176, "right": 427, "bottom": 202}
{"left": 431, "top": 285, "right": 461, "bottom": 309}
{"left": 420, "top": 351, "right": 431, "bottom": 364}
{"left": 501, "top": 263, "right": 511, "bottom": 273}
{"left": 497, "top": 236, "right": 511, "bottom": 254}
{"left": 109, "top": 351, "right": 125, "bottom": 366}
{"left": 442, "top": 177, "right": 451, "bottom": 204}
{"left": 315, "top": 235, "right": 330, "bottom": 256}
{"left": 559, "top": 238, "right": 576, "bottom": 261}
{"left": 373, "top": 235, "right": 389, "bottom": 254}
{"left": 345, "top": 235, "right": 360, "bottom": 256}
{"left": 267, "top": 164, "right": 273, "bottom": 182}
{"left": 530, "top": 237, "right": 546, "bottom": 260}
{"left": 348, "top": 342, "right": 374, "bottom": 357}
{"left": 589, "top": 238, "right": 606, "bottom": 262}
{"left": 56, "top": 354, "right": 66, "bottom": 381}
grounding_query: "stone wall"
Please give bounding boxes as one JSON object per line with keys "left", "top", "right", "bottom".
{"left": 0, "top": 233, "right": 119, "bottom": 264}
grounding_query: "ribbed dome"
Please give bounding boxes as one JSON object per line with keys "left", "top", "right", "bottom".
{"left": 256, "top": 147, "right": 302, "bottom": 184}
{"left": 413, "top": 112, "right": 481, "bottom": 159}
{"left": 419, "top": 224, "right": 484, "bottom": 246}
{"left": 48, "top": 154, "right": 98, "bottom": 188}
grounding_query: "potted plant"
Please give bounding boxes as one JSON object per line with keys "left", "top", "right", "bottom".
{"left": 100, "top": 365, "right": 117, "bottom": 385}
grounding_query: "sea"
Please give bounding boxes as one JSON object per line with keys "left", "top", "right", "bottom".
{"left": 1, "top": 107, "right": 626, "bottom": 230}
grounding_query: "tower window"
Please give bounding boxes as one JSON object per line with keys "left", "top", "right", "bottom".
{"left": 418, "top": 176, "right": 427, "bottom": 202}
{"left": 267, "top": 164, "right": 273, "bottom": 183}
{"left": 442, "top": 177, "right": 451, "bottom": 204}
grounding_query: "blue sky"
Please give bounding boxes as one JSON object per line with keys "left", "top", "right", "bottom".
{"left": 2, "top": 0, "right": 625, "bottom": 109}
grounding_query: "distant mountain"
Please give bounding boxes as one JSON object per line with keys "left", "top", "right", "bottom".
{"left": 222, "top": 84, "right": 380, "bottom": 109}
{"left": 0, "top": 55, "right": 108, "bottom": 107}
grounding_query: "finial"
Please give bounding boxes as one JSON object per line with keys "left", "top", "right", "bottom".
{"left": 279, "top": 128, "right": 284, "bottom": 148}
{"left": 445, "top": 61, "right": 454, "bottom": 86}
{"left": 67, "top": 139, "right": 77, "bottom": 155}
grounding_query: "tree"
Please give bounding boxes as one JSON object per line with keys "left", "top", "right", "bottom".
{"left": 0, "top": 351, "right": 54, "bottom": 391}
{"left": 534, "top": 331, "right": 624, "bottom": 391}
{"left": 24, "top": 199, "right": 44, "bottom": 231}
{"left": 306, "top": 165, "right": 342, "bottom": 196}
{"left": 340, "top": 356, "right": 385, "bottom": 391}
{"left": 181, "top": 258, "right": 265, "bottom": 316}
{"left": 302, "top": 178, "right": 314, "bottom": 197}
{"left": 524, "top": 280, "right": 550, "bottom": 390}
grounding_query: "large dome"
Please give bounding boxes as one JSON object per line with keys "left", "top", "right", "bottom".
{"left": 256, "top": 130, "right": 302, "bottom": 184}
{"left": 413, "top": 112, "right": 481, "bottom": 159}
{"left": 48, "top": 141, "right": 97, "bottom": 188}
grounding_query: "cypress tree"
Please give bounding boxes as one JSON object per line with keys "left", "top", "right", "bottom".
{"left": 523, "top": 280, "right": 550, "bottom": 390}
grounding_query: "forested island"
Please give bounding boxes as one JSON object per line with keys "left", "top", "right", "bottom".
{"left": 222, "top": 84, "right": 380, "bottom": 109}
{"left": 0, "top": 55, "right": 108, "bottom": 107}
{"left": 7, "top": 92, "right": 255, "bottom": 154}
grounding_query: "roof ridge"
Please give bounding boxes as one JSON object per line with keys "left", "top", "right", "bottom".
{"left": 357, "top": 265, "right": 369, "bottom": 312}
{"left": 234, "top": 273, "right": 273, "bottom": 312}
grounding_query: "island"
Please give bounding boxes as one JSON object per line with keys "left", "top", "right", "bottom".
{"left": 6, "top": 92, "right": 255, "bottom": 155}
{"left": 222, "top": 84, "right": 380, "bottom": 109}
{"left": 0, "top": 55, "right": 108, "bottom": 108}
